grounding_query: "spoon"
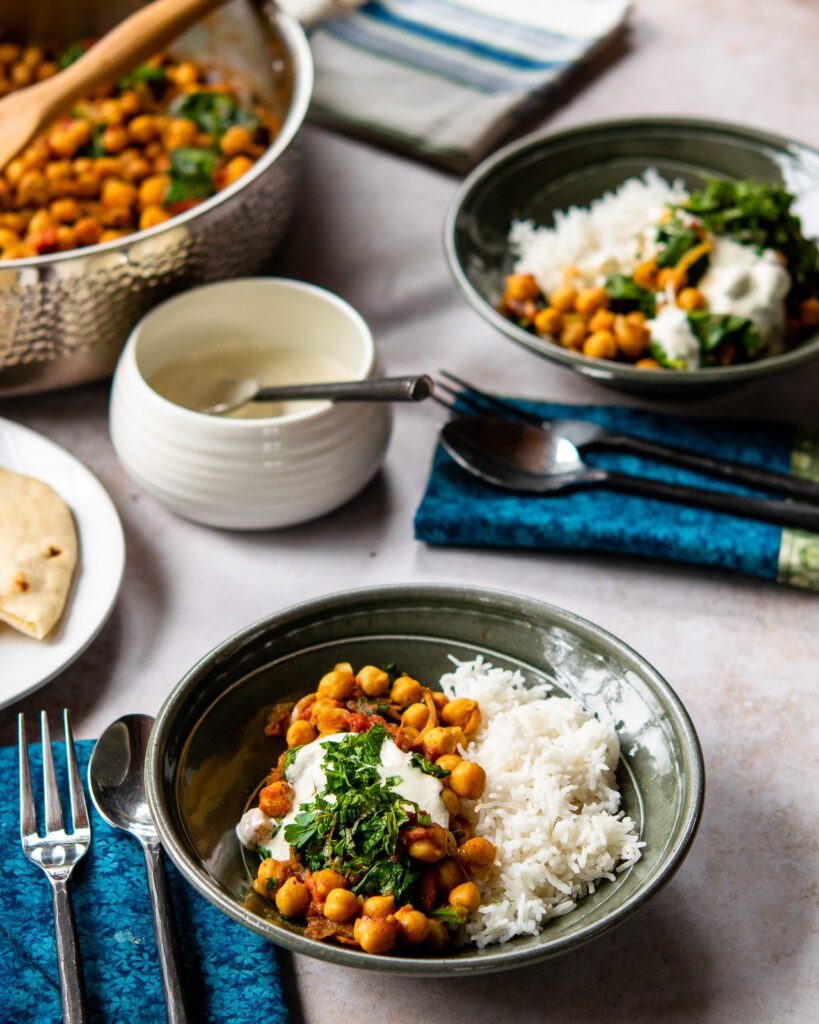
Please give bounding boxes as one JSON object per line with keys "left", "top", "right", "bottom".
{"left": 0, "top": 0, "right": 226, "bottom": 171}
{"left": 202, "top": 373, "right": 434, "bottom": 416}
{"left": 440, "top": 415, "right": 819, "bottom": 531}
{"left": 88, "top": 715, "right": 189, "bottom": 1024}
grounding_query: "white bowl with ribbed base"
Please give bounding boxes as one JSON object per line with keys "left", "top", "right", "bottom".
{"left": 110, "top": 278, "right": 392, "bottom": 529}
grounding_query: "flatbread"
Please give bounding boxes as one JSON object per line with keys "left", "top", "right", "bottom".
{"left": 0, "top": 467, "right": 78, "bottom": 640}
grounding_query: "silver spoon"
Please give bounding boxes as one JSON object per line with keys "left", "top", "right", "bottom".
{"left": 202, "top": 373, "right": 434, "bottom": 416}
{"left": 441, "top": 415, "right": 819, "bottom": 531}
{"left": 88, "top": 715, "right": 189, "bottom": 1024}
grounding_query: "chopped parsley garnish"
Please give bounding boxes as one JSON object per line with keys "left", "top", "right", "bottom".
{"left": 604, "top": 273, "right": 657, "bottom": 317}
{"left": 410, "top": 752, "right": 451, "bottom": 778}
{"left": 169, "top": 91, "right": 258, "bottom": 138}
{"left": 431, "top": 906, "right": 467, "bottom": 925}
{"left": 282, "top": 746, "right": 302, "bottom": 774}
{"left": 118, "top": 64, "right": 167, "bottom": 90}
{"left": 283, "top": 725, "right": 427, "bottom": 905}
{"left": 257, "top": 844, "right": 272, "bottom": 860}
{"left": 58, "top": 43, "right": 87, "bottom": 70}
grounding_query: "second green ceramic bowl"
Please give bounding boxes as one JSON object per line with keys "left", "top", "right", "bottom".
{"left": 445, "top": 117, "right": 819, "bottom": 396}
{"left": 146, "top": 584, "right": 704, "bottom": 976}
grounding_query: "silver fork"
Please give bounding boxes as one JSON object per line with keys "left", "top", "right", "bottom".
{"left": 19, "top": 710, "right": 91, "bottom": 1024}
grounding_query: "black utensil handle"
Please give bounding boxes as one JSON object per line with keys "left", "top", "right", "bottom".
{"left": 254, "top": 375, "right": 433, "bottom": 403}
{"left": 600, "top": 433, "right": 819, "bottom": 503}
{"left": 603, "top": 470, "right": 819, "bottom": 531}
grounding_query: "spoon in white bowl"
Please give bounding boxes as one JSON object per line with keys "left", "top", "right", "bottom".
{"left": 201, "top": 373, "right": 434, "bottom": 416}
{"left": 89, "top": 715, "right": 190, "bottom": 1024}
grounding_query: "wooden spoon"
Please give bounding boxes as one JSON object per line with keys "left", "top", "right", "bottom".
{"left": 0, "top": 0, "right": 227, "bottom": 171}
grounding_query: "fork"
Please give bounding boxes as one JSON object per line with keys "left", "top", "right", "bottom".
{"left": 19, "top": 710, "right": 90, "bottom": 1024}
{"left": 435, "top": 370, "right": 819, "bottom": 502}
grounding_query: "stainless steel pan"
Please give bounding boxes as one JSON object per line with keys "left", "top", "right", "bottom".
{"left": 0, "top": 0, "right": 313, "bottom": 396}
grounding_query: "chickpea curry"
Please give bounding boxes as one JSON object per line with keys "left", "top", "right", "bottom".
{"left": 502, "top": 177, "right": 819, "bottom": 371}
{"left": 236, "top": 662, "right": 496, "bottom": 956}
{"left": 0, "top": 39, "right": 281, "bottom": 259}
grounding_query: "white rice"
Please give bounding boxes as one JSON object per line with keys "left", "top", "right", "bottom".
{"left": 441, "top": 657, "right": 643, "bottom": 948}
{"left": 509, "top": 169, "right": 687, "bottom": 296}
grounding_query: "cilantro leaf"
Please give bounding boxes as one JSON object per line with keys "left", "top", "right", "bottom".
{"left": 58, "top": 43, "right": 87, "bottom": 70}
{"left": 687, "top": 311, "right": 762, "bottom": 362}
{"left": 257, "top": 844, "right": 272, "bottom": 860}
{"left": 431, "top": 906, "right": 468, "bottom": 925}
{"left": 282, "top": 746, "right": 302, "bottom": 775}
{"left": 165, "top": 147, "right": 217, "bottom": 205}
{"left": 410, "top": 752, "right": 451, "bottom": 778}
{"left": 118, "top": 64, "right": 167, "bottom": 90}
{"left": 169, "top": 91, "right": 258, "bottom": 138}
{"left": 604, "top": 273, "right": 657, "bottom": 317}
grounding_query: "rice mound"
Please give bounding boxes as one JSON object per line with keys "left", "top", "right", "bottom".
{"left": 509, "top": 168, "right": 687, "bottom": 296}
{"left": 441, "top": 657, "right": 643, "bottom": 948}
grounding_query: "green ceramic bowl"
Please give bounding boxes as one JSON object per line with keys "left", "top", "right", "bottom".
{"left": 146, "top": 584, "right": 704, "bottom": 976}
{"left": 445, "top": 117, "right": 819, "bottom": 396}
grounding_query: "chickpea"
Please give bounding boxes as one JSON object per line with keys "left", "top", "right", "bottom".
{"left": 119, "top": 90, "right": 141, "bottom": 116}
{"left": 436, "top": 753, "right": 462, "bottom": 776}
{"left": 284, "top": 719, "right": 315, "bottom": 748}
{"left": 435, "top": 857, "right": 466, "bottom": 894}
{"left": 334, "top": 661, "right": 354, "bottom": 676}
{"left": 101, "top": 178, "right": 137, "bottom": 209}
{"left": 575, "top": 287, "right": 609, "bottom": 316}
{"left": 99, "top": 230, "right": 126, "bottom": 243}
{"left": 55, "top": 226, "right": 76, "bottom": 251}
{"left": 613, "top": 315, "right": 650, "bottom": 358}
{"left": 102, "top": 125, "right": 130, "bottom": 154}
{"left": 800, "top": 296, "right": 819, "bottom": 327}
{"left": 44, "top": 160, "right": 72, "bottom": 183}
{"left": 425, "top": 918, "right": 447, "bottom": 951}
{"left": 441, "top": 788, "right": 461, "bottom": 817}
{"left": 317, "top": 669, "right": 355, "bottom": 701}
{"left": 21, "top": 46, "right": 43, "bottom": 69}
{"left": 441, "top": 698, "right": 481, "bottom": 736}
{"left": 174, "top": 61, "right": 200, "bottom": 86}
{"left": 253, "top": 857, "right": 290, "bottom": 897}
{"left": 21, "top": 138, "right": 49, "bottom": 170}
{"left": 422, "top": 727, "right": 457, "bottom": 762}
{"left": 550, "top": 284, "right": 578, "bottom": 313}
{"left": 121, "top": 156, "right": 152, "bottom": 183}
{"left": 656, "top": 267, "right": 685, "bottom": 293}
{"left": 11, "top": 64, "right": 33, "bottom": 88}
{"left": 449, "top": 881, "right": 481, "bottom": 913}
{"left": 353, "top": 915, "right": 397, "bottom": 955}
{"left": 560, "top": 319, "right": 587, "bottom": 350}
{"left": 407, "top": 825, "right": 453, "bottom": 863}
{"left": 588, "top": 308, "right": 616, "bottom": 333}
{"left": 449, "top": 760, "right": 486, "bottom": 800}
{"left": 50, "top": 198, "right": 81, "bottom": 223}
{"left": 163, "top": 118, "right": 198, "bottom": 150}
{"left": 533, "top": 307, "right": 563, "bottom": 337}
{"left": 138, "top": 174, "right": 170, "bottom": 208}
{"left": 361, "top": 894, "right": 395, "bottom": 918}
{"left": 101, "top": 99, "right": 126, "bottom": 125}
{"left": 626, "top": 310, "right": 647, "bottom": 326}
{"left": 0, "top": 43, "right": 21, "bottom": 63}
{"left": 357, "top": 665, "right": 390, "bottom": 696}
{"left": 391, "top": 675, "right": 422, "bottom": 707}
{"left": 504, "top": 273, "right": 540, "bottom": 302}
{"left": 129, "top": 114, "right": 159, "bottom": 144}
{"left": 4, "top": 158, "right": 24, "bottom": 186}
{"left": 101, "top": 205, "right": 133, "bottom": 229}
{"left": 17, "top": 170, "right": 48, "bottom": 207}
{"left": 275, "top": 877, "right": 310, "bottom": 918}
{"left": 220, "top": 125, "right": 256, "bottom": 157}
{"left": 394, "top": 906, "right": 430, "bottom": 945}
{"left": 27, "top": 209, "right": 54, "bottom": 236}
{"left": 676, "top": 287, "right": 707, "bottom": 312}
{"left": 402, "top": 702, "right": 429, "bottom": 731}
{"left": 310, "top": 869, "right": 347, "bottom": 901}
{"left": 92, "top": 157, "right": 122, "bottom": 184}
{"left": 0, "top": 227, "right": 19, "bottom": 250}
{"left": 259, "top": 780, "right": 292, "bottom": 818}
{"left": 458, "top": 837, "right": 496, "bottom": 878}
{"left": 635, "top": 357, "right": 661, "bottom": 370}
{"left": 309, "top": 697, "right": 341, "bottom": 724}
{"left": 324, "top": 888, "right": 359, "bottom": 922}
{"left": 583, "top": 329, "right": 617, "bottom": 360}
{"left": 632, "top": 259, "right": 658, "bottom": 290}
{"left": 399, "top": 725, "right": 420, "bottom": 748}
{"left": 315, "top": 706, "right": 349, "bottom": 735}
{"left": 223, "top": 155, "right": 254, "bottom": 188}
{"left": 74, "top": 217, "right": 103, "bottom": 246}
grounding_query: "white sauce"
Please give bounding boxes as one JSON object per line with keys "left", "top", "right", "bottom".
{"left": 698, "top": 237, "right": 791, "bottom": 351}
{"left": 646, "top": 304, "right": 701, "bottom": 369}
{"left": 149, "top": 338, "right": 349, "bottom": 418}
{"left": 236, "top": 732, "right": 448, "bottom": 860}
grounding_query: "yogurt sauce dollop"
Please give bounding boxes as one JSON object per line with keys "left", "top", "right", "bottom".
{"left": 236, "top": 731, "right": 449, "bottom": 860}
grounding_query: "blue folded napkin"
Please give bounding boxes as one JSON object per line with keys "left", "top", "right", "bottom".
{"left": 307, "top": 0, "right": 631, "bottom": 170}
{"left": 415, "top": 400, "right": 819, "bottom": 590}
{"left": 0, "top": 741, "right": 289, "bottom": 1024}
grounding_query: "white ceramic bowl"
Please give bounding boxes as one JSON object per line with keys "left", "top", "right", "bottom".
{"left": 110, "top": 278, "right": 392, "bottom": 529}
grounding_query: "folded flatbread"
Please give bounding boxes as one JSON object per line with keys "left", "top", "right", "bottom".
{"left": 0, "top": 467, "right": 78, "bottom": 640}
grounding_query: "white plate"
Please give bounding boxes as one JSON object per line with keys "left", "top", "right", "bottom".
{"left": 0, "top": 418, "right": 125, "bottom": 709}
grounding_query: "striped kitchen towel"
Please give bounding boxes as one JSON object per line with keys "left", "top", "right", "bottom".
{"left": 304, "top": 0, "right": 631, "bottom": 170}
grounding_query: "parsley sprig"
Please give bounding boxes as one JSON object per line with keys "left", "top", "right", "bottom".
{"left": 283, "top": 726, "right": 427, "bottom": 905}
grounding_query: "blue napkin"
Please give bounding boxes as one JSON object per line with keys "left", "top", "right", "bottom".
{"left": 0, "top": 740, "right": 289, "bottom": 1024}
{"left": 415, "top": 400, "right": 819, "bottom": 590}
